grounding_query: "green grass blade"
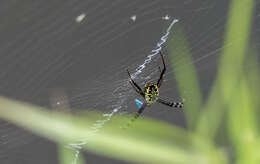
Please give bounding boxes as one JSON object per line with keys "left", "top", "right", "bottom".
{"left": 58, "top": 144, "right": 85, "bottom": 164}
{"left": 197, "top": 0, "right": 256, "bottom": 139}
{"left": 168, "top": 26, "right": 202, "bottom": 130}
{"left": 0, "top": 96, "right": 211, "bottom": 164}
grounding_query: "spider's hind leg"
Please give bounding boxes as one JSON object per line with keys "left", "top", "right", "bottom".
{"left": 157, "top": 98, "right": 183, "bottom": 109}
{"left": 123, "top": 103, "right": 147, "bottom": 129}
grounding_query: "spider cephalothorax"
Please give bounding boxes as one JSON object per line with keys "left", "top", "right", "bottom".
{"left": 127, "top": 51, "right": 183, "bottom": 120}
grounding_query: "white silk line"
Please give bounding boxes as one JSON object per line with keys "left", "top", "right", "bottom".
{"left": 131, "top": 19, "right": 179, "bottom": 79}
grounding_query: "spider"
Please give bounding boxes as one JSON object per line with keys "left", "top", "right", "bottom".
{"left": 127, "top": 51, "right": 183, "bottom": 121}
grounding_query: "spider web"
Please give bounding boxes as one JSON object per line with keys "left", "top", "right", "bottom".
{"left": 66, "top": 18, "right": 180, "bottom": 164}
{"left": 0, "top": 0, "right": 259, "bottom": 164}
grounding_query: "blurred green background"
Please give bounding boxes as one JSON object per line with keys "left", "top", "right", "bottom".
{"left": 0, "top": 0, "right": 259, "bottom": 164}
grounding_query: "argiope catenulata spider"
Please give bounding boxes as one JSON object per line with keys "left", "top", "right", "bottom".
{"left": 127, "top": 51, "right": 183, "bottom": 121}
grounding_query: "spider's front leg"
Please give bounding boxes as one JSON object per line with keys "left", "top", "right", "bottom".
{"left": 127, "top": 69, "right": 145, "bottom": 97}
{"left": 157, "top": 51, "right": 166, "bottom": 88}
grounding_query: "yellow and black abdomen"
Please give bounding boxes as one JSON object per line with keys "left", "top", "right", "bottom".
{"left": 144, "top": 82, "right": 159, "bottom": 105}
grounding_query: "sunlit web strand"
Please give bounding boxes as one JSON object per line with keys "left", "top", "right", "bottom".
{"left": 131, "top": 19, "right": 179, "bottom": 79}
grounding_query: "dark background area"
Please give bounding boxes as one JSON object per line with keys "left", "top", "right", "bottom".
{"left": 0, "top": 0, "right": 259, "bottom": 164}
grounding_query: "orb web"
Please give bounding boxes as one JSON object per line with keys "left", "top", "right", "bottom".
{"left": 0, "top": 0, "right": 259, "bottom": 164}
